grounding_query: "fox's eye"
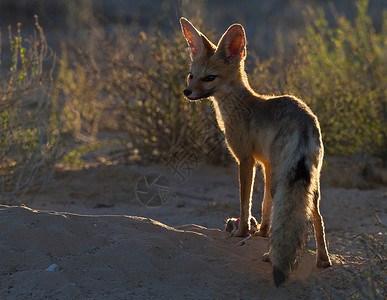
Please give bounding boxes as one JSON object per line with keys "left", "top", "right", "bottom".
{"left": 188, "top": 73, "right": 193, "bottom": 79}
{"left": 203, "top": 75, "right": 216, "bottom": 82}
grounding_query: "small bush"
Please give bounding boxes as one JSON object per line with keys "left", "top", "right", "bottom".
{"left": 58, "top": 24, "right": 229, "bottom": 167}
{"left": 0, "top": 16, "right": 60, "bottom": 203}
{"left": 56, "top": 45, "right": 113, "bottom": 141}
{"left": 289, "top": 0, "right": 386, "bottom": 156}
{"left": 105, "top": 30, "right": 227, "bottom": 163}
{"left": 253, "top": 0, "right": 387, "bottom": 158}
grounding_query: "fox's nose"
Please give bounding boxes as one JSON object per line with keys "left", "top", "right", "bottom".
{"left": 183, "top": 89, "right": 192, "bottom": 97}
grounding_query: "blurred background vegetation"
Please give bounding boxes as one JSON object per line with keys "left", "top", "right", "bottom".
{"left": 0, "top": 0, "right": 386, "bottom": 201}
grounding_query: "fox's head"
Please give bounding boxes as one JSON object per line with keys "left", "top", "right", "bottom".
{"left": 180, "top": 18, "right": 247, "bottom": 100}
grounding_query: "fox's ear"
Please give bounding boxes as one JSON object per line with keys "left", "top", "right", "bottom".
{"left": 216, "top": 24, "right": 246, "bottom": 63}
{"left": 180, "top": 17, "right": 215, "bottom": 59}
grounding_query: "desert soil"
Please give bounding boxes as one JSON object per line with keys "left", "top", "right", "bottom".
{"left": 1, "top": 161, "right": 386, "bottom": 299}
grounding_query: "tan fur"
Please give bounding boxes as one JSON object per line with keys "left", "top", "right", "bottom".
{"left": 180, "top": 17, "right": 331, "bottom": 287}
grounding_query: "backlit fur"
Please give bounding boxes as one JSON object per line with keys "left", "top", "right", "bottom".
{"left": 180, "top": 17, "right": 332, "bottom": 287}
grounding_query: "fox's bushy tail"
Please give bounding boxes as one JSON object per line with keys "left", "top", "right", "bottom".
{"left": 269, "top": 150, "right": 316, "bottom": 287}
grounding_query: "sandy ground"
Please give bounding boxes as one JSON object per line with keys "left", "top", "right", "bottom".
{"left": 1, "top": 162, "right": 386, "bottom": 299}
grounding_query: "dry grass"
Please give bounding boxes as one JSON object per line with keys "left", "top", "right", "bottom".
{"left": 0, "top": 16, "right": 60, "bottom": 203}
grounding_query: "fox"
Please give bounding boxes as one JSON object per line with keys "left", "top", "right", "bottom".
{"left": 179, "top": 17, "right": 332, "bottom": 287}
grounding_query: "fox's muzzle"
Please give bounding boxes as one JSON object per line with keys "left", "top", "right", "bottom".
{"left": 183, "top": 89, "right": 192, "bottom": 97}
{"left": 183, "top": 88, "right": 215, "bottom": 100}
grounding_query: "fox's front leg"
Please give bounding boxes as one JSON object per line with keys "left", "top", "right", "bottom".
{"left": 232, "top": 158, "right": 256, "bottom": 237}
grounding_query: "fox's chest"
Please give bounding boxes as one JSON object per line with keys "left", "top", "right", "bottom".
{"left": 211, "top": 99, "right": 248, "bottom": 132}
{"left": 211, "top": 99, "right": 254, "bottom": 157}
{"left": 222, "top": 115, "right": 255, "bottom": 160}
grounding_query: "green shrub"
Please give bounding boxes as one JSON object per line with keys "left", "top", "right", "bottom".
{"left": 56, "top": 45, "right": 113, "bottom": 140}
{"left": 58, "top": 24, "right": 229, "bottom": 167}
{"left": 105, "top": 30, "right": 227, "bottom": 163}
{"left": 253, "top": 0, "right": 387, "bottom": 158}
{"left": 0, "top": 16, "right": 60, "bottom": 203}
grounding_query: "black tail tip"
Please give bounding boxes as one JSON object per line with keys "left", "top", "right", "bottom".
{"left": 273, "top": 266, "right": 287, "bottom": 288}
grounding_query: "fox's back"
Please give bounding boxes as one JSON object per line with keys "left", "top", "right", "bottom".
{"left": 259, "top": 95, "right": 320, "bottom": 134}
{"left": 239, "top": 94, "right": 322, "bottom": 164}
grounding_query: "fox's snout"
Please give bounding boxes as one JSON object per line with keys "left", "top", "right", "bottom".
{"left": 183, "top": 89, "right": 192, "bottom": 97}
{"left": 182, "top": 86, "right": 209, "bottom": 100}
{"left": 182, "top": 88, "right": 214, "bottom": 100}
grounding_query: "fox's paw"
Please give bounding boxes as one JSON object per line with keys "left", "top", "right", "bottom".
{"left": 316, "top": 256, "right": 332, "bottom": 268}
{"left": 262, "top": 252, "right": 271, "bottom": 263}
{"left": 225, "top": 217, "right": 258, "bottom": 237}
{"left": 232, "top": 226, "right": 249, "bottom": 237}
{"left": 249, "top": 216, "right": 259, "bottom": 234}
{"left": 255, "top": 223, "right": 269, "bottom": 238}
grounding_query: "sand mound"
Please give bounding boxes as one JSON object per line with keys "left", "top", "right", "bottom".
{"left": 0, "top": 205, "right": 320, "bottom": 299}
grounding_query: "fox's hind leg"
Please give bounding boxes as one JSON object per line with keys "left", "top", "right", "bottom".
{"left": 256, "top": 163, "right": 272, "bottom": 238}
{"left": 312, "top": 182, "right": 332, "bottom": 268}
